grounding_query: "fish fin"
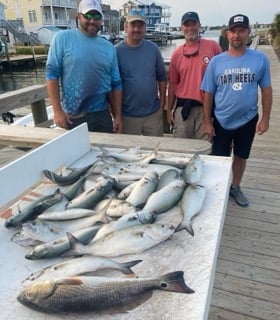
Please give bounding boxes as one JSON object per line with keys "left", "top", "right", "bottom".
{"left": 159, "top": 271, "right": 195, "bottom": 294}
{"left": 120, "top": 259, "right": 142, "bottom": 274}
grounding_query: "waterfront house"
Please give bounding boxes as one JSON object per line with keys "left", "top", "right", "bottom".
{"left": 0, "top": 0, "right": 119, "bottom": 46}
{"left": 119, "top": 0, "right": 171, "bottom": 30}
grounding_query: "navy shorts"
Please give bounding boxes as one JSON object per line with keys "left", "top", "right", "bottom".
{"left": 68, "top": 109, "right": 113, "bottom": 133}
{"left": 211, "top": 114, "right": 259, "bottom": 159}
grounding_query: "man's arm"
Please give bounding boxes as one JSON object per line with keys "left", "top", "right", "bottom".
{"left": 46, "top": 79, "right": 72, "bottom": 129}
{"left": 158, "top": 80, "right": 167, "bottom": 109}
{"left": 167, "top": 81, "right": 177, "bottom": 126}
{"left": 203, "top": 91, "right": 215, "bottom": 138}
{"left": 109, "top": 89, "right": 122, "bottom": 133}
{"left": 257, "top": 86, "right": 272, "bottom": 135}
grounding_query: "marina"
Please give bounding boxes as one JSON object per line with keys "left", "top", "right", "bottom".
{"left": 0, "top": 43, "right": 279, "bottom": 320}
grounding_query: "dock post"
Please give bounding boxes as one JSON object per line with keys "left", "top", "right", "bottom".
{"left": 31, "top": 99, "right": 48, "bottom": 126}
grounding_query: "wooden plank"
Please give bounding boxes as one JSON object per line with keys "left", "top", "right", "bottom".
{"left": 221, "top": 223, "right": 280, "bottom": 244}
{"left": 214, "top": 273, "right": 280, "bottom": 305}
{"left": 209, "top": 306, "right": 258, "bottom": 320}
{"left": 217, "top": 246, "right": 280, "bottom": 272}
{"left": 215, "top": 259, "right": 280, "bottom": 286}
{"left": 0, "top": 84, "right": 48, "bottom": 113}
{"left": 211, "top": 289, "right": 280, "bottom": 320}
{"left": 0, "top": 125, "right": 212, "bottom": 154}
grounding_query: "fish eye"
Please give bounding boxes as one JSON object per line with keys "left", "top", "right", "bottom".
{"left": 160, "top": 282, "right": 168, "bottom": 288}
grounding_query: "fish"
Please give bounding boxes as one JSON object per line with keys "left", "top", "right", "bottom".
{"left": 156, "top": 168, "right": 183, "bottom": 191}
{"left": 22, "top": 201, "right": 110, "bottom": 242}
{"left": 177, "top": 184, "right": 206, "bottom": 236}
{"left": 37, "top": 208, "right": 97, "bottom": 221}
{"left": 126, "top": 171, "right": 159, "bottom": 208}
{"left": 11, "top": 229, "right": 43, "bottom": 247}
{"left": 17, "top": 271, "right": 194, "bottom": 313}
{"left": 143, "top": 180, "right": 186, "bottom": 213}
{"left": 25, "top": 226, "right": 101, "bottom": 260}
{"left": 97, "top": 146, "right": 154, "bottom": 163}
{"left": 92, "top": 209, "right": 156, "bottom": 242}
{"left": 93, "top": 198, "right": 136, "bottom": 218}
{"left": 22, "top": 256, "right": 142, "bottom": 286}
{"left": 42, "top": 164, "right": 93, "bottom": 186}
{"left": 64, "top": 223, "right": 175, "bottom": 258}
{"left": 117, "top": 181, "right": 138, "bottom": 200}
{"left": 4, "top": 189, "right": 63, "bottom": 229}
{"left": 151, "top": 155, "right": 191, "bottom": 169}
{"left": 66, "top": 176, "right": 114, "bottom": 209}
{"left": 183, "top": 153, "right": 203, "bottom": 185}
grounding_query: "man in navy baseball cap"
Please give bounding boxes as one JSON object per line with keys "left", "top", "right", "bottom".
{"left": 181, "top": 11, "right": 200, "bottom": 25}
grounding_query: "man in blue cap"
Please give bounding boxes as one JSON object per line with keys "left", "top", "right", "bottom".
{"left": 167, "top": 11, "right": 222, "bottom": 140}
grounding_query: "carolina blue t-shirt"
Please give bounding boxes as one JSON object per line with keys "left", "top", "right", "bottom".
{"left": 115, "top": 39, "right": 166, "bottom": 117}
{"left": 201, "top": 49, "right": 271, "bottom": 130}
{"left": 46, "top": 29, "right": 122, "bottom": 114}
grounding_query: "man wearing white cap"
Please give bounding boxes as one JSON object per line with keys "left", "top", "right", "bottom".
{"left": 115, "top": 10, "right": 167, "bottom": 136}
{"left": 46, "top": 0, "right": 122, "bottom": 133}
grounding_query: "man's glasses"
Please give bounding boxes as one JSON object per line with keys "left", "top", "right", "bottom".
{"left": 129, "top": 9, "right": 145, "bottom": 17}
{"left": 82, "top": 11, "right": 102, "bottom": 21}
{"left": 183, "top": 42, "right": 200, "bottom": 58}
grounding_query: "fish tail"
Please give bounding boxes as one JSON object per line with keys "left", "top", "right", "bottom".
{"left": 175, "top": 222, "right": 194, "bottom": 237}
{"left": 120, "top": 259, "right": 142, "bottom": 274}
{"left": 159, "top": 271, "right": 194, "bottom": 294}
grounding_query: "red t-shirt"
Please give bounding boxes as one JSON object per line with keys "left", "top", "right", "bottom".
{"left": 169, "top": 38, "right": 222, "bottom": 103}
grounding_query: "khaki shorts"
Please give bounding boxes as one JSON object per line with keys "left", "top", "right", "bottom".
{"left": 122, "top": 108, "right": 163, "bottom": 137}
{"left": 173, "top": 106, "right": 210, "bottom": 141}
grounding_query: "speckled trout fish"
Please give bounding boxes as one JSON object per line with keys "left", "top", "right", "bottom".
{"left": 17, "top": 272, "right": 194, "bottom": 313}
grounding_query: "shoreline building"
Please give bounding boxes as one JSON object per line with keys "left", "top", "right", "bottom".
{"left": 0, "top": 0, "right": 119, "bottom": 45}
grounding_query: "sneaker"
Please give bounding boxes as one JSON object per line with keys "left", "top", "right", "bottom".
{"left": 229, "top": 185, "right": 249, "bottom": 207}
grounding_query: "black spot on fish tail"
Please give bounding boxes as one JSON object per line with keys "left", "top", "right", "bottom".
{"left": 159, "top": 271, "right": 195, "bottom": 294}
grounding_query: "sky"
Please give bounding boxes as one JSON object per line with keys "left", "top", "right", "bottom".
{"left": 105, "top": 0, "right": 280, "bottom": 27}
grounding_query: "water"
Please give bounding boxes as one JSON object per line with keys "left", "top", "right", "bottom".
{"left": 0, "top": 32, "right": 220, "bottom": 94}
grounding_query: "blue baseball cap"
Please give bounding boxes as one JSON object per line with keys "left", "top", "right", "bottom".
{"left": 181, "top": 12, "right": 200, "bottom": 24}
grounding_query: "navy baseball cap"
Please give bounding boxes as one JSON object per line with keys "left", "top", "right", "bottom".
{"left": 228, "top": 14, "right": 250, "bottom": 29}
{"left": 181, "top": 11, "right": 200, "bottom": 24}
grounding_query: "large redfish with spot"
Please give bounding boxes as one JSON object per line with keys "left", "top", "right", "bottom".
{"left": 17, "top": 271, "right": 194, "bottom": 313}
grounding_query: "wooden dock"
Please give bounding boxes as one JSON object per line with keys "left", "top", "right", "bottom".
{"left": 0, "top": 45, "right": 279, "bottom": 319}
{"left": 209, "top": 45, "right": 280, "bottom": 320}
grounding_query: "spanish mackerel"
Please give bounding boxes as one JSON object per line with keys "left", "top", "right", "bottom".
{"left": 17, "top": 272, "right": 194, "bottom": 313}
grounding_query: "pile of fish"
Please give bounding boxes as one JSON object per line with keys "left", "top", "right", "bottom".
{"left": 4, "top": 146, "right": 208, "bottom": 315}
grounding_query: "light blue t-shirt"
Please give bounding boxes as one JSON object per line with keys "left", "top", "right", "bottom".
{"left": 115, "top": 39, "right": 166, "bottom": 117}
{"left": 201, "top": 49, "right": 271, "bottom": 130}
{"left": 46, "top": 29, "right": 122, "bottom": 114}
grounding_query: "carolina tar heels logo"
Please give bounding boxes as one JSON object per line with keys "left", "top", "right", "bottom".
{"left": 232, "top": 82, "right": 243, "bottom": 90}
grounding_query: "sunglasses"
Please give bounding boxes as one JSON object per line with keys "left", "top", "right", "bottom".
{"left": 183, "top": 42, "right": 200, "bottom": 58}
{"left": 82, "top": 11, "right": 102, "bottom": 20}
{"left": 129, "top": 9, "right": 145, "bottom": 17}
